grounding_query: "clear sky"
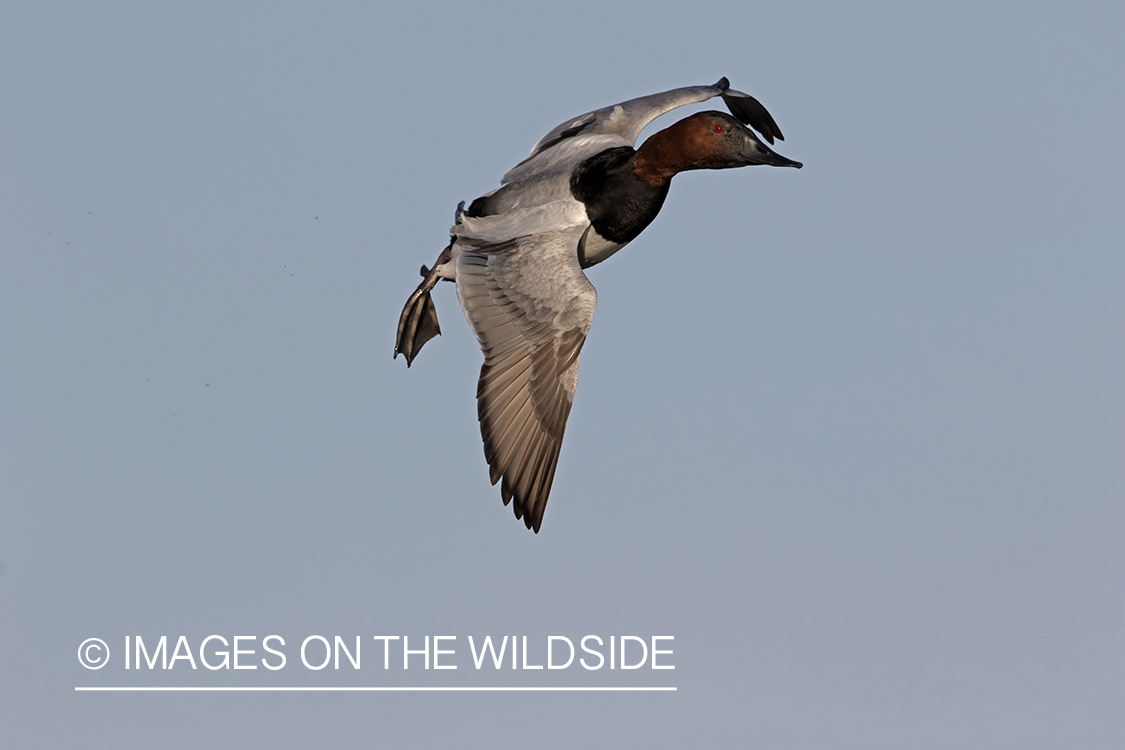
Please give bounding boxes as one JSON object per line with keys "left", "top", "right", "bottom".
{"left": 2, "top": 1, "right": 1123, "bottom": 747}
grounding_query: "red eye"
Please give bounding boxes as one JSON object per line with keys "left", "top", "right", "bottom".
{"left": 714, "top": 125, "right": 724, "bottom": 133}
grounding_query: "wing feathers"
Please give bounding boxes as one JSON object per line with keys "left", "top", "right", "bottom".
{"left": 455, "top": 230, "right": 595, "bottom": 532}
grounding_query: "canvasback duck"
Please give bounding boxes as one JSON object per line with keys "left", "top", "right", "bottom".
{"left": 395, "top": 77, "right": 801, "bottom": 533}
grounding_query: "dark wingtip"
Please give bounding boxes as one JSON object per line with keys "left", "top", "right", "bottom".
{"left": 721, "top": 90, "right": 785, "bottom": 145}
{"left": 523, "top": 505, "right": 541, "bottom": 534}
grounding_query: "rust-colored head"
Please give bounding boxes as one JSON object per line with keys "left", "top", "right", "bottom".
{"left": 633, "top": 111, "right": 801, "bottom": 186}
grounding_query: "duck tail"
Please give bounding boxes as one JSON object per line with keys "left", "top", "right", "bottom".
{"left": 394, "top": 244, "right": 453, "bottom": 367}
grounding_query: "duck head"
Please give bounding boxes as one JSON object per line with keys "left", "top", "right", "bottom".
{"left": 634, "top": 111, "right": 801, "bottom": 186}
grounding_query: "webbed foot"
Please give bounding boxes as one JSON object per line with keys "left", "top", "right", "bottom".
{"left": 394, "top": 244, "right": 453, "bottom": 366}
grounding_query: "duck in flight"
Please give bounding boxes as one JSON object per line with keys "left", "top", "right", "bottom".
{"left": 395, "top": 77, "right": 801, "bottom": 533}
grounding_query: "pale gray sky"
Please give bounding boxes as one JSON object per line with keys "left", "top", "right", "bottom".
{"left": 3, "top": 1, "right": 1123, "bottom": 747}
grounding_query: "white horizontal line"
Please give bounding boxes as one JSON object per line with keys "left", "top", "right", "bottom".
{"left": 75, "top": 686, "right": 676, "bottom": 692}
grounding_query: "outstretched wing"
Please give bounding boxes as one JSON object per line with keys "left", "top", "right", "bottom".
{"left": 503, "top": 77, "right": 785, "bottom": 184}
{"left": 454, "top": 211, "right": 596, "bottom": 532}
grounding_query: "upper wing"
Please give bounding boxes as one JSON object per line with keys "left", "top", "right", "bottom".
{"left": 502, "top": 77, "right": 785, "bottom": 184}
{"left": 454, "top": 212, "right": 596, "bottom": 533}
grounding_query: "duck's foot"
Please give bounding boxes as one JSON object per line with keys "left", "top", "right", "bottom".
{"left": 394, "top": 244, "right": 453, "bottom": 367}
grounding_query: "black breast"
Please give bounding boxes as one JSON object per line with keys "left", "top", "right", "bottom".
{"left": 570, "top": 147, "right": 670, "bottom": 246}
